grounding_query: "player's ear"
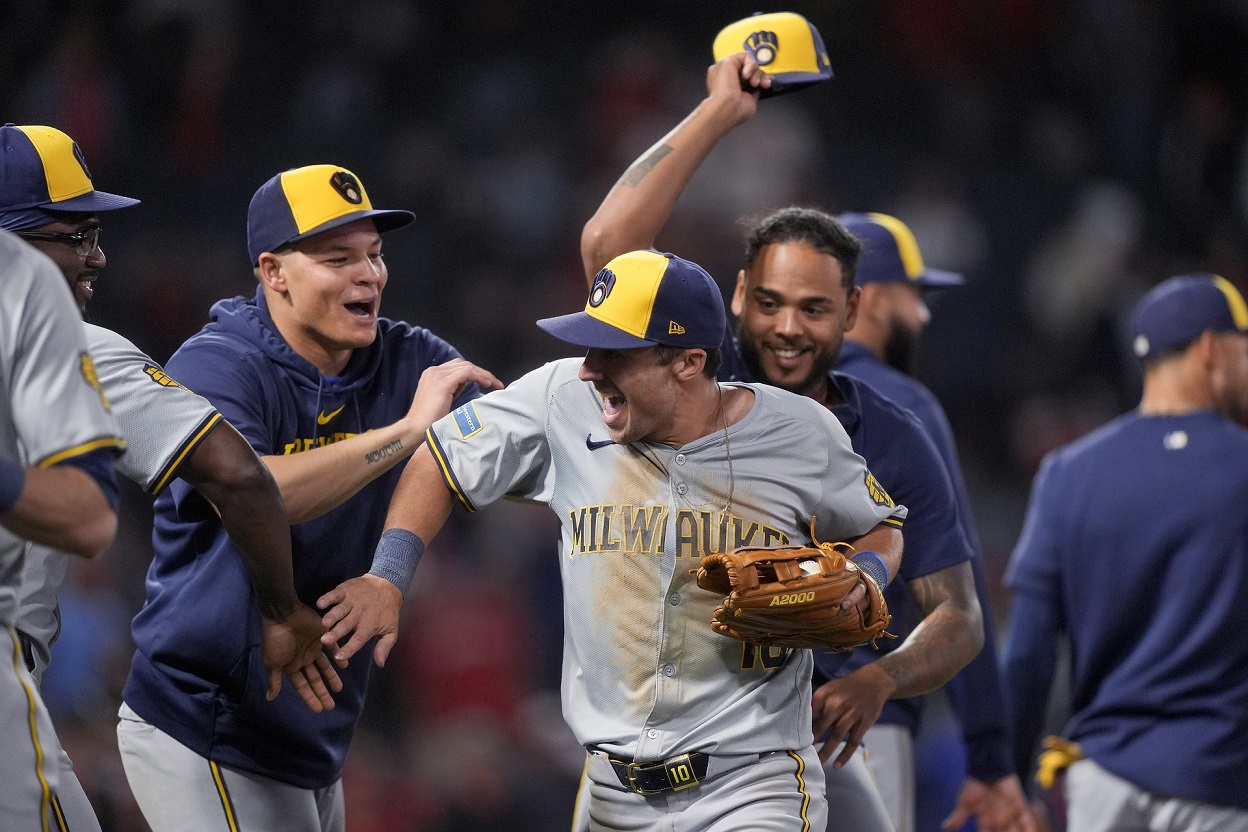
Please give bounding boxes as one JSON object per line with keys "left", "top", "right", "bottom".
{"left": 844, "top": 285, "right": 862, "bottom": 332}
{"left": 673, "top": 348, "right": 707, "bottom": 381}
{"left": 730, "top": 269, "right": 747, "bottom": 316}
{"left": 1193, "top": 330, "right": 1218, "bottom": 372}
{"left": 255, "top": 252, "right": 288, "bottom": 293}
{"left": 856, "top": 283, "right": 887, "bottom": 325}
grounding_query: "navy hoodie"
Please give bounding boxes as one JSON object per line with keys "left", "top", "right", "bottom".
{"left": 123, "top": 288, "right": 478, "bottom": 788}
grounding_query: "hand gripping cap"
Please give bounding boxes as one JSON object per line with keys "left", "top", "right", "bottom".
{"left": 713, "top": 12, "right": 832, "bottom": 98}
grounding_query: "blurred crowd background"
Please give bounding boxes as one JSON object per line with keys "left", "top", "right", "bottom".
{"left": 4, "top": 0, "right": 1248, "bottom": 830}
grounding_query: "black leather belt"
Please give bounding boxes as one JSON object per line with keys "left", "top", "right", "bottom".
{"left": 607, "top": 751, "right": 710, "bottom": 795}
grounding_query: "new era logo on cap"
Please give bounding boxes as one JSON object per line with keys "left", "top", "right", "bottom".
{"left": 713, "top": 12, "right": 832, "bottom": 97}
{"left": 246, "top": 164, "right": 415, "bottom": 264}
{"left": 838, "top": 212, "right": 964, "bottom": 288}
{"left": 1131, "top": 273, "right": 1248, "bottom": 360}
{"left": 0, "top": 124, "right": 139, "bottom": 228}
{"left": 537, "top": 250, "right": 727, "bottom": 350}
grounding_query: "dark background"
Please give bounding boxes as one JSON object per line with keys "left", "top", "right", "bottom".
{"left": 5, "top": 1, "right": 1247, "bottom": 829}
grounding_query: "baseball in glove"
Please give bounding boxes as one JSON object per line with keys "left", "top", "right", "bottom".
{"left": 694, "top": 518, "right": 893, "bottom": 651}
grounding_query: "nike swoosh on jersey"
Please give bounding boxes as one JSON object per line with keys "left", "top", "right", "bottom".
{"left": 586, "top": 434, "right": 615, "bottom": 450}
{"left": 317, "top": 405, "right": 346, "bottom": 425}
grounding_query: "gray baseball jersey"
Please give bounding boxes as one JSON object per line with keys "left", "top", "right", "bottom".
{"left": 0, "top": 235, "right": 123, "bottom": 627}
{"left": 0, "top": 232, "right": 122, "bottom": 831}
{"left": 426, "top": 357, "right": 905, "bottom": 760}
{"left": 16, "top": 323, "right": 221, "bottom": 673}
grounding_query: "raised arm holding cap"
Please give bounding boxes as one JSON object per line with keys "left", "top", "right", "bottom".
{"left": 577, "top": 17, "right": 1024, "bottom": 832}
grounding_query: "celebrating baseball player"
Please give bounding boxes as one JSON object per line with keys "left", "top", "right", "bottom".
{"left": 0, "top": 123, "right": 338, "bottom": 831}
{"left": 0, "top": 230, "right": 124, "bottom": 829}
{"left": 576, "top": 27, "right": 1031, "bottom": 830}
{"left": 1003, "top": 273, "right": 1248, "bottom": 832}
{"left": 319, "top": 248, "right": 907, "bottom": 830}
{"left": 114, "top": 163, "right": 501, "bottom": 832}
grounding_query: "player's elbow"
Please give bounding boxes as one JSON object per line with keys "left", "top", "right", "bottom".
{"left": 205, "top": 455, "right": 282, "bottom": 512}
{"left": 64, "top": 508, "right": 118, "bottom": 559}
{"left": 951, "top": 581, "right": 986, "bottom": 669}
{"left": 183, "top": 426, "right": 286, "bottom": 515}
{"left": 581, "top": 222, "right": 622, "bottom": 285}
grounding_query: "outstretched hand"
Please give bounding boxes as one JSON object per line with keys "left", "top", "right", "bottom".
{"left": 405, "top": 358, "right": 503, "bottom": 435}
{"left": 318, "top": 574, "right": 403, "bottom": 668}
{"left": 261, "top": 604, "right": 343, "bottom": 713}
{"left": 811, "top": 662, "right": 895, "bottom": 768}
{"left": 943, "top": 775, "right": 1039, "bottom": 832}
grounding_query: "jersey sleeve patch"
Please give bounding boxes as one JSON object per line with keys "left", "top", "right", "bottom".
{"left": 80, "top": 351, "right": 112, "bottom": 412}
{"left": 142, "top": 363, "right": 194, "bottom": 392}
{"left": 452, "top": 402, "right": 483, "bottom": 439}
{"left": 864, "top": 470, "right": 895, "bottom": 508}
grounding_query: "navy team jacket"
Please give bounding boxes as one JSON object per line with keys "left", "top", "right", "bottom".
{"left": 838, "top": 340, "right": 1013, "bottom": 782}
{"left": 124, "top": 289, "right": 478, "bottom": 789}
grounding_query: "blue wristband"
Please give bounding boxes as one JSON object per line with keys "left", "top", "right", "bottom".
{"left": 368, "top": 528, "right": 425, "bottom": 594}
{"left": 0, "top": 458, "right": 26, "bottom": 514}
{"left": 851, "top": 551, "right": 889, "bottom": 590}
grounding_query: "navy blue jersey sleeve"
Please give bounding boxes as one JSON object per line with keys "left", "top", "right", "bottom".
{"left": 51, "top": 446, "right": 119, "bottom": 511}
{"left": 1001, "top": 586, "right": 1064, "bottom": 789}
{"left": 912, "top": 384, "right": 1016, "bottom": 779}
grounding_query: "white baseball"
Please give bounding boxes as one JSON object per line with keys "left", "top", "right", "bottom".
{"left": 799, "top": 560, "right": 821, "bottom": 577}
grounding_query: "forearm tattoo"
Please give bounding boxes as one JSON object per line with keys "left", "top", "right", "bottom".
{"left": 364, "top": 439, "right": 403, "bottom": 465}
{"left": 879, "top": 564, "right": 981, "bottom": 697}
{"left": 620, "top": 144, "right": 674, "bottom": 187}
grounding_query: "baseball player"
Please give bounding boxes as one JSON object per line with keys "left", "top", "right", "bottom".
{"left": 0, "top": 230, "right": 123, "bottom": 829}
{"left": 115, "top": 164, "right": 501, "bottom": 832}
{"left": 1003, "top": 273, "right": 1248, "bottom": 832}
{"left": 1, "top": 123, "right": 337, "bottom": 831}
{"left": 578, "top": 50, "right": 1027, "bottom": 831}
{"left": 319, "top": 248, "right": 907, "bottom": 831}
{"left": 832, "top": 212, "right": 1030, "bottom": 832}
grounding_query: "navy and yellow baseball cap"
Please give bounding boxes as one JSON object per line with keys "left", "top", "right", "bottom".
{"left": 1131, "top": 273, "right": 1248, "bottom": 360}
{"left": 838, "top": 212, "right": 965, "bottom": 288}
{"left": 537, "top": 250, "right": 726, "bottom": 350}
{"left": 247, "top": 164, "right": 415, "bottom": 264}
{"left": 0, "top": 124, "right": 139, "bottom": 231}
{"left": 713, "top": 12, "right": 832, "bottom": 97}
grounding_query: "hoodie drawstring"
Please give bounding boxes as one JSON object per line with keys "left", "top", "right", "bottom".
{"left": 312, "top": 377, "right": 324, "bottom": 444}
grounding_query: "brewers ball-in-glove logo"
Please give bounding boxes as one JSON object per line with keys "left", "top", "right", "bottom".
{"left": 72, "top": 141, "right": 93, "bottom": 181}
{"left": 329, "top": 170, "right": 364, "bottom": 204}
{"left": 588, "top": 268, "right": 616, "bottom": 308}
{"left": 744, "top": 29, "right": 780, "bottom": 65}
